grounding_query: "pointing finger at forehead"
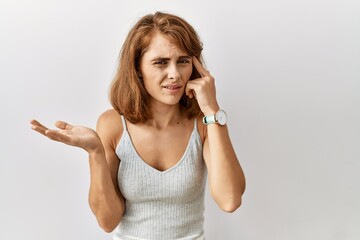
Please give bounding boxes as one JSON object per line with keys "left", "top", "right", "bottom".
{"left": 192, "top": 56, "right": 210, "bottom": 77}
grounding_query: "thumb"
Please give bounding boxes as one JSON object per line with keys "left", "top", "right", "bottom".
{"left": 55, "top": 121, "right": 73, "bottom": 130}
{"left": 185, "top": 83, "right": 194, "bottom": 99}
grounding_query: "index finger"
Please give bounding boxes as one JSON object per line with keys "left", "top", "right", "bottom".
{"left": 192, "top": 56, "right": 210, "bottom": 77}
{"left": 30, "top": 119, "right": 49, "bottom": 136}
{"left": 30, "top": 119, "right": 49, "bottom": 130}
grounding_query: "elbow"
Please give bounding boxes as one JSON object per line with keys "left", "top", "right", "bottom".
{"left": 90, "top": 203, "right": 123, "bottom": 233}
{"left": 212, "top": 187, "right": 244, "bottom": 213}
{"left": 101, "top": 226, "right": 116, "bottom": 233}
{"left": 220, "top": 197, "right": 242, "bottom": 213}
{"left": 98, "top": 216, "right": 122, "bottom": 233}
{"left": 101, "top": 225, "right": 115, "bottom": 233}
{"left": 95, "top": 208, "right": 124, "bottom": 233}
{"left": 89, "top": 199, "right": 125, "bottom": 233}
{"left": 212, "top": 188, "right": 243, "bottom": 213}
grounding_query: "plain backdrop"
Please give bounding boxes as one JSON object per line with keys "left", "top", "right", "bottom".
{"left": 1, "top": 0, "right": 359, "bottom": 239}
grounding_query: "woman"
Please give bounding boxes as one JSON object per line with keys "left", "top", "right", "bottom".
{"left": 30, "top": 11, "right": 246, "bottom": 240}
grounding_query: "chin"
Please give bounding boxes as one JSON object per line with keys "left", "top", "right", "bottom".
{"left": 165, "top": 99, "right": 182, "bottom": 106}
{"left": 160, "top": 96, "right": 183, "bottom": 106}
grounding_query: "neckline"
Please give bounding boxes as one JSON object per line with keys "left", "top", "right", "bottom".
{"left": 124, "top": 128, "right": 196, "bottom": 174}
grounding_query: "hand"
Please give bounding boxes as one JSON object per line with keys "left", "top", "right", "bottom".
{"left": 30, "top": 119, "right": 103, "bottom": 154}
{"left": 185, "top": 57, "right": 220, "bottom": 116}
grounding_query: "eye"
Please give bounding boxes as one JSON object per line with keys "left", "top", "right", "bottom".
{"left": 154, "top": 60, "right": 167, "bottom": 65}
{"left": 178, "top": 59, "right": 190, "bottom": 64}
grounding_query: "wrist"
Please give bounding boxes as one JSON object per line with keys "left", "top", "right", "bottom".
{"left": 202, "top": 104, "right": 220, "bottom": 116}
{"left": 203, "top": 109, "right": 228, "bottom": 126}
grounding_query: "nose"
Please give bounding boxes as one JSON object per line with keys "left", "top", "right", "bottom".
{"left": 167, "top": 64, "right": 181, "bottom": 81}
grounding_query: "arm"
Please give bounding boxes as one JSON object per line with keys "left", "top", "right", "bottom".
{"left": 186, "top": 57, "right": 246, "bottom": 212}
{"left": 30, "top": 110, "right": 125, "bottom": 232}
{"left": 203, "top": 120, "right": 246, "bottom": 212}
{"left": 89, "top": 110, "right": 125, "bottom": 232}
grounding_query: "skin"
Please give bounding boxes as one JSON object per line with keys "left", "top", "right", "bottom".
{"left": 30, "top": 32, "right": 246, "bottom": 232}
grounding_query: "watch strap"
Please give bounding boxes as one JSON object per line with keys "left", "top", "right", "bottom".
{"left": 203, "top": 109, "right": 227, "bottom": 126}
{"left": 202, "top": 114, "right": 216, "bottom": 125}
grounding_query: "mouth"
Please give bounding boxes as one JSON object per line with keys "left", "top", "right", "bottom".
{"left": 162, "top": 84, "right": 182, "bottom": 94}
{"left": 162, "top": 84, "right": 182, "bottom": 90}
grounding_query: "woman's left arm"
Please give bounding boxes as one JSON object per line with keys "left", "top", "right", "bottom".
{"left": 186, "top": 57, "right": 246, "bottom": 213}
{"left": 203, "top": 122, "right": 246, "bottom": 212}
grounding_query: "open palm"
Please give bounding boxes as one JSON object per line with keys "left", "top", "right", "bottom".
{"left": 30, "top": 119, "right": 102, "bottom": 153}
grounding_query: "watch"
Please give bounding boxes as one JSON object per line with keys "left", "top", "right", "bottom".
{"left": 203, "top": 109, "right": 227, "bottom": 126}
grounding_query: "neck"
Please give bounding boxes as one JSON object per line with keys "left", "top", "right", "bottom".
{"left": 147, "top": 102, "right": 184, "bottom": 130}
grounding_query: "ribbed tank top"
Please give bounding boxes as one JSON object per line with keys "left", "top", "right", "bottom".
{"left": 113, "top": 115, "right": 207, "bottom": 240}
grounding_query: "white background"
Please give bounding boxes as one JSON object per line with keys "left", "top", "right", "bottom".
{"left": 1, "top": 0, "right": 359, "bottom": 239}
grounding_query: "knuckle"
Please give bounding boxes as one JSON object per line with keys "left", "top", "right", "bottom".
{"left": 204, "top": 76, "right": 213, "bottom": 82}
{"left": 199, "top": 82, "right": 206, "bottom": 88}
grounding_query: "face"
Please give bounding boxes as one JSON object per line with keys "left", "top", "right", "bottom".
{"left": 139, "top": 32, "right": 193, "bottom": 107}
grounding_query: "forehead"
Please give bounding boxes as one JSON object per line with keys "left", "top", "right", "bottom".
{"left": 143, "top": 32, "right": 187, "bottom": 58}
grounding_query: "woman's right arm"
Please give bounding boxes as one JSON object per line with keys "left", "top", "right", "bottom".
{"left": 89, "top": 110, "right": 125, "bottom": 232}
{"left": 30, "top": 109, "right": 125, "bottom": 233}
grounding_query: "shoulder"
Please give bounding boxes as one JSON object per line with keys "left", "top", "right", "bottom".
{"left": 97, "top": 109, "right": 123, "bottom": 132}
{"left": 96, "top": 109, "right": 124, "bottom": 149}
{"left": 97, "top": 108, "right": 121, "bottom": 122}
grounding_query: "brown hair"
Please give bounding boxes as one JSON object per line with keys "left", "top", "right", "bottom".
{"left": 109, "top": 11, "right": 204, "bottom": 123}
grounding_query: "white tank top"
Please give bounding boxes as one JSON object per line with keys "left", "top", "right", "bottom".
{"left": 113, "top": 115, "right": 207, "bottom": 240}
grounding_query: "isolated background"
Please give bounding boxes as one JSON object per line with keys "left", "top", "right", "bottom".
{"left": 1, "top": 0, "right": 359, "bottom": 239}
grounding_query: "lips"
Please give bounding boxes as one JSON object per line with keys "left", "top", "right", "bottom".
{"left": 162, "top": 84, "right": 182, "bottom": 90}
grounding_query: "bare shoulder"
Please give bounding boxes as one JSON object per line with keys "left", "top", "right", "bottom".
{"left": 97, "top": 109, "right": 124, "bottom": 149}
{"left": 98, "top": 109, "right": 121, "bottom": 124}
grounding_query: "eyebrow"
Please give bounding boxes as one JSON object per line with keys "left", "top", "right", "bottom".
{"left": 151, "top": 55, "right": 191, "bottom": 62}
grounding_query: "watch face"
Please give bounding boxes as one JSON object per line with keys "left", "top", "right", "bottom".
{"left": 216, "top": 110, "right": 227, "bottom": 125}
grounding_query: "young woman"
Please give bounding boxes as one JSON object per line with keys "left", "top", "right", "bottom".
{"left": 30, "top": 11, "right": 246, "bottom": 240}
